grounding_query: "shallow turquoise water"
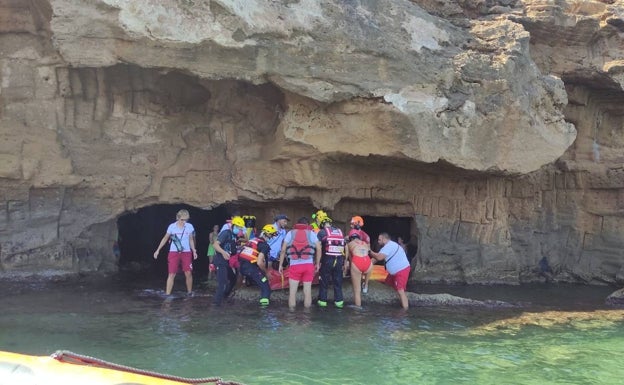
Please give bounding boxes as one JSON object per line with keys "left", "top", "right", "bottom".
{"left": 1, "top": 276, "right": 623, "bottom": 385}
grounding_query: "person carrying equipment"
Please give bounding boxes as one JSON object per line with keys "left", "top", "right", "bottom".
{"left": 212, "top": 216, "right": 246, "bottom": 306}
{"left": 238, "top": 224, "right": 277, "bottom": 306}
{"left": 278, "top": 217, "right": 321, "bottom": 309}
{"left": 317, "top": 215, "right": 346, "bottom": 308}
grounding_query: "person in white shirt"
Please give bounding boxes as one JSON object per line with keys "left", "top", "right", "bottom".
{"left": 369, "top": 232, "right": 411, "bottom": 309}
{"left": 153, "top": 209, "right": 198, "bottom": 296}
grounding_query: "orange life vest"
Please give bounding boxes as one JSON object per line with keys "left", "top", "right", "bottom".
{"left": 286, "top": 224, "right": 316, "bottom": 260}
{"left": 238, "top": 238, "right": 265, "bottom": 264}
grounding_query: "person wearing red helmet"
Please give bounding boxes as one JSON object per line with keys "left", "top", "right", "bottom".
{"left": 346, "top": 229, "right": 374, "bottom": 307}
{"left": 349, "top": 215, "right": 371, "bottom": 244}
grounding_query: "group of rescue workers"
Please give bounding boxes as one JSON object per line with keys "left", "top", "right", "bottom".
{"left": 154, "top": 209, "right": 411, "bottom": 310}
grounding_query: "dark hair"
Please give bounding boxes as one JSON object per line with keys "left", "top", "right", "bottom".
{"left": 297, "top": 216, "right": 310, "bottom": 225}
{"left": 378, "top": 232, "right": 390, "bottom": 240}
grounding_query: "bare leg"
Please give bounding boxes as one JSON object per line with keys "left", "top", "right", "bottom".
{"left": 166, "top": 273, "right": 176, "bottom": 295}
{"left": 397, "top": 289, "right": 409, "bottom": 309}
{"left": 363, "top": 264, "right": 373, "bottom": 291}
{"left": 350, "top": 265, "right": 363, "bottom": 307}
{"left": 184, "top": 271, "right": 193, "bottom": 293}
{"left": 302, "top": 282, "right": 313, "bottom": 308}
{"left": 288, "top": 279, "right": 299, "bottom": 309}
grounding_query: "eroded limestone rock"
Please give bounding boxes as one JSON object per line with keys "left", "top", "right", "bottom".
{"left": 0, "top": 0, "right": 623, "bottom": 286}
{"left": 47, "top": 0, "right": 575, "bottom": 173}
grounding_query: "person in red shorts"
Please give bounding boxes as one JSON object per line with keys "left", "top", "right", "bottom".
{"left": 278, "top": 217, "right": 321, "bottom": 309}
{"left": 369, "top": 232, "right": 411, "bottom": 309}
{"left": 153, "top": 209, "right": 198, "bottom": 296}
{"left": 345, "top": 229, "right": 374, "bottom": 307}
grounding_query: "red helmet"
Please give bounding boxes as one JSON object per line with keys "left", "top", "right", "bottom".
{"left": 348, "top": 229, "right": 362, "bottom": 240}
{"left": 350, "top": 216, "right": 364, "bottom": 227}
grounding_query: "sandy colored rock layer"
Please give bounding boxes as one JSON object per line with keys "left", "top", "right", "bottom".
{"left": 1, "top": 1, "right": 624, "bottom": 285}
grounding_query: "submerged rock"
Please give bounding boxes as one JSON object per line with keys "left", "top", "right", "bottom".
{"left": 470, "top": 309, "right": 624, "bottom": 334}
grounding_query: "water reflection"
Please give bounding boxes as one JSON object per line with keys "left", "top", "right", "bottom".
{"left": 1, "top": 276, "right": 624, "bottom": 385}
{"left": 281, "top": 308, "right": 312, "bottom": 328}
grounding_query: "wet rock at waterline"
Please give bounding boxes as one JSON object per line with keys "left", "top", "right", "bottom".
{"left": 230, "top": 281, "right": 512, "bottom": 308}
{"left": 606, "top": 288, "right": 624, "bottom": 307}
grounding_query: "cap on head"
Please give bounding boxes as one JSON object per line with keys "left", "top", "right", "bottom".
{"left": 274, "top": 214, "right": 290, "bottom": 221}
{"left": 348, "top": 229, "right": 362, "bottom": 240}
{"left": 231, "top": 216, "right": 245, "bottom": 228}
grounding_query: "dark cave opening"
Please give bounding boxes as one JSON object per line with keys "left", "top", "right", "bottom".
{"left": 115, "top": 201, "right": 319, "bottom": 278}
{"left": 116, "top": 206, "right": 419, "bottom": 280}
{"left": 117, "top": 204, "right": 229, "bottom": 278}
{"left": 362, "top": 215, "right": 417, "bottom": 262}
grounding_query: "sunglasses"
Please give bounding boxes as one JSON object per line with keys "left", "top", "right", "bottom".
{"left": 180, "top": 218, "right": 189, "bottom": 221}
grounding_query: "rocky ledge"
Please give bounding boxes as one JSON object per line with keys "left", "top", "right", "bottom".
{"left": 230, "top": 280, "right": 513, "bottom": 308}
{"left": 606, "top": 288, "right": 624, "bottom": 306}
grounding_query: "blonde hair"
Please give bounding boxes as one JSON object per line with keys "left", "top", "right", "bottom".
{"left": 176, "top": 209, "right": 190, "bottom": 220}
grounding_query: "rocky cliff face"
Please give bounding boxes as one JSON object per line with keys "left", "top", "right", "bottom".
{"left": 1, "top": 0, "right": 623, "bottom": 284}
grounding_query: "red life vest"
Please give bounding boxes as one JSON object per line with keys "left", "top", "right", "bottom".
{"left": 239, "top": 238, "right": 265, "bottom": 264}
{"left": 323, "top": 227, "right": 345, "bottom": 256}
{"left": 286, "top": 224, "right": 316, "bottom": 260}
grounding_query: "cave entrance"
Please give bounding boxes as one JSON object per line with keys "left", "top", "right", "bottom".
{"left": 362, "top": 215, "right": 417, "bottom": 262}
{"left": 117, "top": 204, "right": 228, "bottom": 277}
{"left": 116, "top": 201, "right": 319, "bottom": 278}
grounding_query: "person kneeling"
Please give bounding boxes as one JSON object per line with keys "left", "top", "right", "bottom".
{"left": 238, "top": 224, "right": 277, "bottom": 306}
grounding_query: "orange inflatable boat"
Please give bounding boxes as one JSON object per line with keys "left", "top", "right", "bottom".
{"left": 0, "top": 350, "right": 241, "bottom": 385}
{"left": 268, "top": 264, "right": 388, "bottom": 290}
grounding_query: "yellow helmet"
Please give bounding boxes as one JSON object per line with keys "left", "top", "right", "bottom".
{"left": 314, "top": 210, "right": 328, "bottom": 222}
{"left": 261, "top": 224, "right": 277, "bottom": 237}
{"left": 320, "top": 216, "right": 333, "bottom": 227}
{"left": 231, "top": 216, "right": 245, "bottom": 228}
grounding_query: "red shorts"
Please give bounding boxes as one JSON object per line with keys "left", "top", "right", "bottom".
{"left": 384, "top": 266, "right": 411, "bottom": 291}
{"left": 352, "top": 256, "right": 372, "bottom": 274}
{"left": 167, "top": 251, "right": 193, "bottom": 274}
{"left": 288, "top": 263, "right": 315, "bottom": 283}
